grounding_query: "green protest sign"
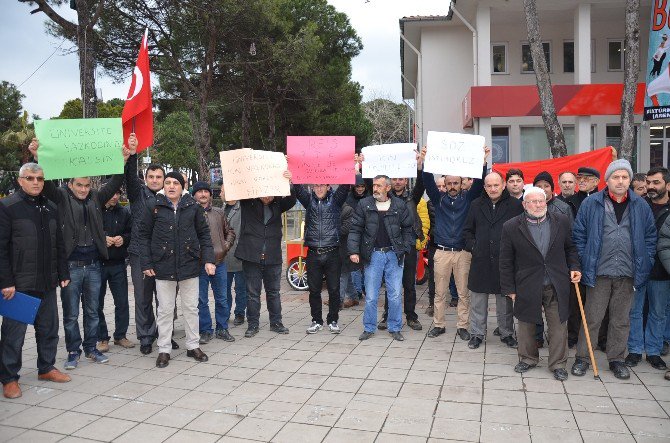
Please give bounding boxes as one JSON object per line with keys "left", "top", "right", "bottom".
{"left": 34, "top": 118, "right": 124, "bottom": 179}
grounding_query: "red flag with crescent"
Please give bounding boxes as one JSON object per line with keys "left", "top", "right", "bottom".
{"left": 122, "top": 28, "right": 153, "bottom": 153}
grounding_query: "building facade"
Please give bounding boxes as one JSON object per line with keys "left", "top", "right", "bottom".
{"left": 401, "top": 0, "right": 661, "bottom": 171}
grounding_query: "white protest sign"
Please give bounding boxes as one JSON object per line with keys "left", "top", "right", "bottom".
{"left": 361, "top": 143, "right": 417, "bottom": 178}
{"left": 220, "top": 148, "right": 290, "bottom": 200}
{"left": 424, "top": 131, "right": 485, "bottom": 178}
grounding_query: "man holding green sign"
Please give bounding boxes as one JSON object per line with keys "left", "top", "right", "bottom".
{"left": 29, "top": 129, "right": 132, "bottom": 370}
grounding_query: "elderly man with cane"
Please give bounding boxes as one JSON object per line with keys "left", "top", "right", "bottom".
{"left": 499, "top": 187, "right": 581, "bottom": 381}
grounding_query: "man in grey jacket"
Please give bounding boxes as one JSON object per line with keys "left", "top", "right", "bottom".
{"left": 222, "top": 184, "right": 247, "bottom": 326}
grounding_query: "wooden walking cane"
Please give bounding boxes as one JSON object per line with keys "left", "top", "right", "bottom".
{"left": 574, "top": 283, "right": 599, "bottom": 379}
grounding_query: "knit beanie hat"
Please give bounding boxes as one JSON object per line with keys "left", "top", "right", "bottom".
{"left": 192, "top": 181, "right": 212, "bottom": 195}
{"left": 604, "top": 159, "right": 633, "bottom": 182}
{"left": 532, "top": 171, "right": 554, "bottom": 190}
{"left": 165, "top": 171, "right": 185, "bottom": 189}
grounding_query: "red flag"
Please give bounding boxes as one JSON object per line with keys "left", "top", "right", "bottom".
{"left": 122, "top": 28, "right": 153, "bottom": 153}
{"left": 493, "top": 147, "right": 614, "bottom": 191}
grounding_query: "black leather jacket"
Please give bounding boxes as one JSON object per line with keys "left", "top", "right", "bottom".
{"left": 294, "top": 184, "right": 350, "bottom": 249}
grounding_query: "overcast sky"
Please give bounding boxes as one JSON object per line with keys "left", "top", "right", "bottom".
{"left": 0, "top": 0, "right": 449, "bottom": 120}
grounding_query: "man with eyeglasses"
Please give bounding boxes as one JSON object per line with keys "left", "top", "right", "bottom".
{"left": 0, "top": 163, "right": 71, "bottom": 399}
{"left": 499, "top": 187, "right": 581, "bottom": 381}
{"left": 568, "top": 167, "right": 600, "bottom": 216}
{"left": 29, "top": 138, "right": 130, "bottom": 370}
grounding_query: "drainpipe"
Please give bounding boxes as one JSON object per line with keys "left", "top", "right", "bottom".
{"left": 401, "top": 74, "right": 417, "bottom": 143}
{"left": 450, "top": 5, "right": 478, "bottom": 87}
{"left": 400, "top": 32, "right": 424, "bottom": 146}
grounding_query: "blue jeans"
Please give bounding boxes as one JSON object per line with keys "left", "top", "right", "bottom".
{"left": 340, "top": 272, "right": 356, "bottom": 302}
{"left": 198, "top": 263, "right": 229, "bottom": 333}
{"left": 61, "top": 261, "right": 102, "bottom": 354}
{"left": 646, "top": 280, "right": 670, "bottom": 356}
{"left": 628, "top": 283, "right": 647, "bottom": 354}
{"left": 351, "top": 269, "right": 363, "bottom": 294}
{"left": 226, "top": 271, "right": 247, "bottom": 318}
{"left": 363, "top": 251, "right": 403, "bottom": 333}
{"left": 98, "top": 262, "right": 130, "bottom": 341}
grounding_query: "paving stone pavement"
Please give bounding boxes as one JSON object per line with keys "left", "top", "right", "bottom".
{"left": 1, "top": 275, "right": 669, "bottom": 442}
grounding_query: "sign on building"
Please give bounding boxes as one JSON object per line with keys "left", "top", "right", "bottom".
{"left": 645, "top": 1, "right": 670, "bottom": 120}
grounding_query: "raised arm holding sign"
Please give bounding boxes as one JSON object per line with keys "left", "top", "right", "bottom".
{"left": 220, "top": 148, "right": 290, "bottom": 201}
{"left": 287, "top": 136, "right": 355, "bottom": 184}
{"left": 361, "top": 143, "right": 417, "bottom": 178}
{"left": 424, "top": 131, "right": 486, "bottom": 179}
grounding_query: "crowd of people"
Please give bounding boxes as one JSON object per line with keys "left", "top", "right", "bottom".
{"left": 2, "top": 134, "right": 670, "bottom": 400}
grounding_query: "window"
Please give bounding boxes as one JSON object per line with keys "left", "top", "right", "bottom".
{"left": 521, "top": 42, "right": 551, "bottom": 73}
{"left": 491, "top": 127, "right": 509, "bottom": 163}
{"left": 563, "top": 40, "right": 596, "bottom": 73}
{"left": 607, "top": 124, "right": 639, "bottom": 170}
{"left": 608, "top": 40, "right": 624, "bottom": 71}
{"left": 520, "top": 125, "right": 575, "bottom": 161}
{"left": 492, "top": 43, "right": 508, "bottom": 74}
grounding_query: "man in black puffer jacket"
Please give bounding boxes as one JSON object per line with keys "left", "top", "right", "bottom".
{"left": 348, "top": 175, "right": 414, "bottom": 342}
{"left": 295, "top": 182, "right": 350, "bottom": 335}
{"left": 463, "top": 172, "right": 523, "bottom": 350}
{"left": 138, "top": 172, "right": 215, "bottom": 369}
{"left": 0, "top": 162, "right": 71, "bottom": 399}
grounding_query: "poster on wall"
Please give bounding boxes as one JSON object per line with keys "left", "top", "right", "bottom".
{"left": 645, "top": 1, "right": 670, "bottom": 120}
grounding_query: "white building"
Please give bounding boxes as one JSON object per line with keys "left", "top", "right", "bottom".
{"left": 400, "top": 0, "right": 662, "bottom": 171}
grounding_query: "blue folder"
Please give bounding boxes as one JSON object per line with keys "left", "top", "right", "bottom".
{"left": 0, "top": 291, "right": 41, "bottom": 325}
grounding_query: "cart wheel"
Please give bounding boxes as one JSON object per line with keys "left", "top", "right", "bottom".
{"left": 286, "top": 258, "right": 309, "bottom": 291}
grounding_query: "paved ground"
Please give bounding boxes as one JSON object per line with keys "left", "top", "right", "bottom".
{"left": 1, "top": 276, "right": 669, "bottom": 443}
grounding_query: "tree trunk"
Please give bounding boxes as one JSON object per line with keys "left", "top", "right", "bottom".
{"left": 241, "top": 95, "right": 251, "bottom": 148}
{"left": 620, "top": 0, "right": 640, "bottom": 162}
{"left": 523, "top": 0, "right": 567, "bottom": 157}
{"left": 76, "top": 16, "right": 98, "bottom": 118}
{"left": 196, "top": 100, "right": 211, "bottom": 181}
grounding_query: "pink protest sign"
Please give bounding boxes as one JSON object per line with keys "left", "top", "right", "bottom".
{"left": 287, "top": 136, "right": 355, "bottom": 184}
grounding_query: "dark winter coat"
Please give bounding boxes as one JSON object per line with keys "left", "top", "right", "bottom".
{"left": 294, "top": 184, "right": 350, "bottom": 249}
{"left": 499, "top": 212, "right": 580, "bottom": 324}
{"left": 102, "top": 203, "right": 132, "bottom": 265}
{"left": 0, "top": 190, "right": 69, "bottom": 294}
{"left": 423, "top": 166, "right": 486, "bottom": 249}
{"left": 42, "top": 174, "right": 125, "bottom": 261}
{"left": 339, "top": 203, "right": 358, "bottom": 272}
{"left": 392, "top": 170, "right": 425, "bottom": 242}
{"left": 573, "top": 188, "right": 656, "bottom": 289}
{"left": 125, "top": 154, "right": 159, "bottom": 256}
{"left": 138, "top": 193, "right": 215, "bottom": 281}
{"left": 234, "top": 193, "right": 297, "bottom": 265}
{"left": 347, "top": 195, "right": 414, "bottom": 265}
{"left": 463, "top": 189, "right": 524, "bottom": 294}
{"left": 647, "top": 200, "right": 670, "bottom": 281}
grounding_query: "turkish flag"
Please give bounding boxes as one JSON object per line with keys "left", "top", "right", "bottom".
{"left": 122, "top": 28, "right": 153, "bottom": 153}
{"left": 493, "top": 147, "right": 614, "bottom": 192}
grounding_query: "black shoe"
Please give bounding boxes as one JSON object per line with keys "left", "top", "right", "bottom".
{"left": 233, "top": 315, "right": 245, "bottom": 326}
{"left": 553, "top": 368, "right": 569, "bottom": 381}
{"left": 407, "top": 319, "right": 422, "bottom": 331}
{"left": 514, "top": 361, "right": 536, "bottom": 373}
{"left": 457, "top": 328, "right": 470, "bottom": 341}
{"left": 646, "top": 355, "right": 668, "bottom": 370}
{"left": 501, "top": 336, "right": 518, "bottom": 349}
{"left": 155, "top": 353, "right": 170, "bottom": 368}
{"left": 244, "top": 326, "right": 259, "bottom": 338}
{"left": 493, "top": 327, "right": 501, "bottom": 336}
{"left": 571, "top": 358, "right": 589, "bottom": 376}
{"left": 468, "top": 336, "right": 482, "bottom": 349}
{"left": 625, "top": 353, "right": 642, "bottom": 367}
{"left": 568, "top": 339, "right": 577, "bottom": 349}
{"left": 609, "top": 361, "right": 630, "bottom": 380}
{"left": 536, "top": 340, "right": 544, "bottom": 349}
{"left": 215, "top": 329, "right": 235, "bottom": 342}
{"left": 390, "top": 331, "right": 405, "bottom": 341}
{"left": 425, "top": 305, "right": 434, "bottom": 316}
{"left": 199, "top": 332, "right": 213, "bottom": 345}
{"left": 270, "top": 323, "right": 289, "bottom": 334}
{"left": 449, "top": 299, "right": 458, "bottom": 308}
{"left": 187, "top": 348, "right": 209, "bottom": 362}
{"left": 359, "top": 331, "right": 374, "bottom": 341}
{"left": 171, "top": 339, "right": 179, "bottom": 350}
{"left": 662, "top": 341, "right": 669, "bottom": 357}
{"left": 427, "top": 327, "right": 446, "bottom": 338}
{"left": 378, "top": 319, "right": 387, "bottom": 330}
{"left": 598, "top": 340, "right": 607, "bottom": 353}
{"left": 140, "top": 344, "right": 152, "bottom": 355}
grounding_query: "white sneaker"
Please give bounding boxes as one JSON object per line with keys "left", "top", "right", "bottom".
{"left": 328, "top": 322, "right": 341, "bottom": 334}
{"left": 306, "top": 322, "right": 323, "bottom": 334}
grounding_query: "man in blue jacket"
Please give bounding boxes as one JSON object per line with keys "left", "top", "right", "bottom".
{"left": 571, "top": 159, "right": 657, "bottom": 380}
{"left": 423, "top": 146, "right": 490, "bottom": 340}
